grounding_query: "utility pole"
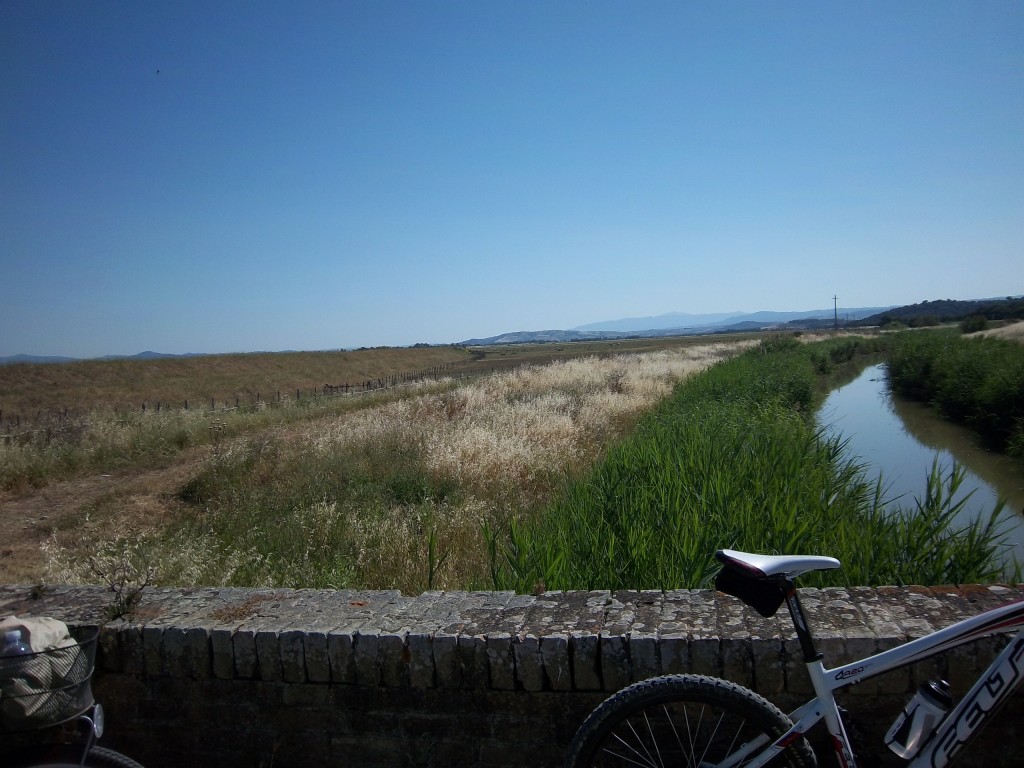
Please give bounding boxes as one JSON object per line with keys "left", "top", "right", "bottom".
{"left": 833, "top": 295, "right": 838, "bottom": 333}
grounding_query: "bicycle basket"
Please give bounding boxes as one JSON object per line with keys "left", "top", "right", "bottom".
{"left": 0, "top": 629, "right": 97, "bottom": 732}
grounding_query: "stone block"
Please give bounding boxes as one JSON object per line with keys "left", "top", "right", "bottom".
{"left": 689, "top": 637, "right": 721, "bottom": 677}
{"left": 513, "top": 634, "right": 543, "bottom": 692}
{"left": 327, "top": 630, "right": 357, "bottom": 684}
{"left": 142, "top": 625, "right": 164, "bottom": 677}
{"left": 629, "top": 632, "right": 659, "bottom": 682}
{"left": 353, "top": 631, "right": 381, "bottom": 686}
{"left": 751, "top": 636, "right": 785, "bottom": 695}
{"left": 600, "top": 633, "right": 630, "bottom": 692}
{"left": 408, "top": 632, "right": 434, "bottom": 688}
{"left": 186, "top": 626, "right": 211, "bottom": 679}
{"left": 210, "top": 628, "right": 235, "bottom": 680}
{"left": 97, "top": 626, "right": 122, "bottom": 673}
{"left": 540, "top": 633, "right": 571, "bottom": 691}
{"left": 303, "top": 630, "right": 330, "bottom": 684}
{"left": 255, "top": 629, "right": 282, "bottom": 682}
{"left": 279, "top": 629, "right": 307, "bottom": 683}
{"left": 570, "top": 631, "right": 602, "bottom": 691}
{"left": 432, "top": 631, "right": 459, "bottom": 689}
{"left": 379, "top": 632, "right": 408, "bottom": 687}
{"left": 658, "top": 633, "right": 689, "bottom": 675}
{"left": 232, "top": 627, "right": 259, "bottom": 679}
{"left": 456, "top": 634, "right": 488, "bottom": 689}
{"left": 120, "top": 625, "right": 145, "bottom": 675}
{"left": 162, "top": 626, "right": 189, "bottom": 678}
{"left": 721, "top": 635, "right": 752, "bottom": 686}
{"left": 486, "top": 633, "right": 516, "bottom": 690}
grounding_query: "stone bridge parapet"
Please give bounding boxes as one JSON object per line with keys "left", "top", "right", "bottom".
{"left": 1, "top": 583, "right": 1021, "bottom": 767}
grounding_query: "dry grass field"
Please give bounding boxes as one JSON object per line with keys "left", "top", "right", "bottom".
{"left": 976, "top": 319, "right": 1024, "bottom": 344}
{"left": 0, "top": 334, "right": 757, "bottom": 418}
{"left": 1, "top": 337, "right": 754, "bottom": 590}
{"left": 0, "top": 346, "right": 471, "bottom": 416}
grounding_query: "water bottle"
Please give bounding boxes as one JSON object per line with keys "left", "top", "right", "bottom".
{"left": 1, "top": 628, "right": 32, "bottom": 657}
{"left": 885, "top": 679, "right": 953, "bottom": 759}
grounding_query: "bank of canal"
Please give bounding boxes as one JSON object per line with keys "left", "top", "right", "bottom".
{"left": 819, "top": 362, "right": 1024, "bottom": 568}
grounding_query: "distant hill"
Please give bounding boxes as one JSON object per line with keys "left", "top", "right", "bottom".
{"left": 462, "top": 306, "right": 897, "bottom": 346}
{"left": 459, "top": 329, "right": 639, "bottom": 345}
{"left": 0, "top": 354, "right": 79, "bottom": 366}
{"left": 0, "top": 351, "right": 209, "bottom": 366}
{"left": 573, "top": 311, "right": 743, "bottom": 333}
{"left": 576, "top": 307, "right": 894, "bottom": 334}
{"left": 852, "top": 297, "right": 1024, "bottom": 327}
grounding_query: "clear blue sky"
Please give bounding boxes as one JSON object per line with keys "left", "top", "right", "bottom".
{"left": 2, "top": 2, "right": 1022, "bottom": 357}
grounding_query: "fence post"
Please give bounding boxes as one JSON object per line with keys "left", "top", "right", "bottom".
{"left": 211, "top": 398, "right": 215, "bottom": 411}
{"left": 185, "top": 400, "right": 188, "bottom": 410}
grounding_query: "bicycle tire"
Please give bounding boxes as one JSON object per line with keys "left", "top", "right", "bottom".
{"left": 565, "top": 674, "right": 816, "bottom": 768}
{"left": 6, "top": 744, "right": 146, "bottom": 768}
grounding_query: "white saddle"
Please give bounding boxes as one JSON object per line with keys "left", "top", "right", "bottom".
{"left": 716, "top": 549, "right": 841, "bottom": 579}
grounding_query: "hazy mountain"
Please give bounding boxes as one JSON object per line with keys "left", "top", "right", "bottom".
{"left": 0, "top": 353, "right": 78, "bottom": 365}
{"left": 460, "top": 306, "right": 899, "bottom": 346}
{"left": 0, "top": 351, "right": 208, "bottom": 366}
{"left": 576, "top": 307, "right": 894, "bottom": 334}
{"left": 574, "top": 311, "right": 743, "bottom": 333}
{"left": 459, "top": 329, "right": 637, "bottom": 345}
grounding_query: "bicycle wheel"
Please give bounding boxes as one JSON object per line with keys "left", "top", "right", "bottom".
{"left": 7, "top": 744, "right": 146, "bottom": 768}
{"left": 565, "top": 674, "right": 816, "bottom": 768}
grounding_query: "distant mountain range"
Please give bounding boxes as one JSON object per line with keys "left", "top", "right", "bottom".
{"left": 459, "top": 306, "right": 895, "bottom": 346}
{"left": 6, "top": 297, "right": 1019, "bottom": 363}
{"left": 0, "top": 351, "right": 207, "bottom": 366}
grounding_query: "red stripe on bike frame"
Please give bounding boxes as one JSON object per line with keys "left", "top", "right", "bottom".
{"left": 778, "top": 730, "right": 806, "bottom": 748}
{"left": 831, "top": 735, "right": 852, "bottom": 768}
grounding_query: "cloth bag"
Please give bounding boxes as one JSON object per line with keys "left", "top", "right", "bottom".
{"left": 0, "top": 615, "right": 87, "bottom": 729}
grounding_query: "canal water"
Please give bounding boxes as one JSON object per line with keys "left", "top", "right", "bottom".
{"left": 818, "top": 363, "right": 1024, "bottom": 569}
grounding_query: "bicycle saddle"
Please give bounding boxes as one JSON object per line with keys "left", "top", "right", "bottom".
{"left": 716, "top": 549, "right": 841, "bottom": 579}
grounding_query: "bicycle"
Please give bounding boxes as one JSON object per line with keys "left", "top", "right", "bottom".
{"left": 1, "top": 625, "right": 145, "bottom": 768}
{"left": 565, "top": 548, "right": 1024, "bottom": 767}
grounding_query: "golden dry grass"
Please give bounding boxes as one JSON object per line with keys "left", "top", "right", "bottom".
{"left": 974, "top": 319, "right": 1024, "bottom": 344}
{"left": 37, "top": 341, "right": 754, "bottom": 592}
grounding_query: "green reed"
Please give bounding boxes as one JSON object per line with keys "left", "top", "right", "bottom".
{"left": 886, "top": 330, "right": 1024, "bottom": 459}
{"left": 490, "top": 337, "right": 1016, "bottom": 592}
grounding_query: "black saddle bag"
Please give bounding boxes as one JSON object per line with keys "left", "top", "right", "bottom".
{"left": 714, "top": 566, "right": 787, "bottom": 618}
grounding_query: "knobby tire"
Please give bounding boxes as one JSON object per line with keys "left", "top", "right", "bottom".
{"left": 7, "top": 744, "right": 146, "bottom": 768}
{"left": 565, "top": 674, "right": 816, "bottom": 768}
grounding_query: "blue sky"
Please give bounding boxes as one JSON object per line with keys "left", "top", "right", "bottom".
{"left": 2, "top": 2, "right": 1022, "bottom": 357}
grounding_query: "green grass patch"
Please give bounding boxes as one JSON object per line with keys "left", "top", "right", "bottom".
{"left": 487, "top": 337, "right": 1016, "bottom": 592}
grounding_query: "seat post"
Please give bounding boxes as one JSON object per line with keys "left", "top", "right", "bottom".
{"left": 784, "top": 584, "right": 823, "bottom": 663}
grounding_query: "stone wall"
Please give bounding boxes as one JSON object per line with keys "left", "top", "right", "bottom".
{"left": 1, "top": 583, "right": 1022, "bottom": 767}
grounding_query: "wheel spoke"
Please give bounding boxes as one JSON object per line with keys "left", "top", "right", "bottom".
{"left": 566, "top": 675, "right": 813, "bottom": 768}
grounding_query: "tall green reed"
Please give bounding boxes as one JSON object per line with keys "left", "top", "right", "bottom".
{"left": 490, "top": 338, "right": 1015, "bottom": 592}
{"left": 887, "top": 330, "right": 1024, "bottom": 459}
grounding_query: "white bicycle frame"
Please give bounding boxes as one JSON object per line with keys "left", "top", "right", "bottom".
{"left": 734, "top": 593, "right": 1024, "bottom": 768}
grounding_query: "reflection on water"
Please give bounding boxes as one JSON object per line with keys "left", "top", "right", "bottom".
{"left": 818, "top": 363, "right": 1023, "bottom": 566}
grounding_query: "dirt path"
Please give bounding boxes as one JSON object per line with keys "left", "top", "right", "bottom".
{"left": 0, "top": 459, "right": 203, "bottom": 584}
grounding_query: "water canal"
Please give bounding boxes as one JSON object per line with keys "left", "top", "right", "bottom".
{"left": 818, "top": 362, "right": 1024, "bottom": 569}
